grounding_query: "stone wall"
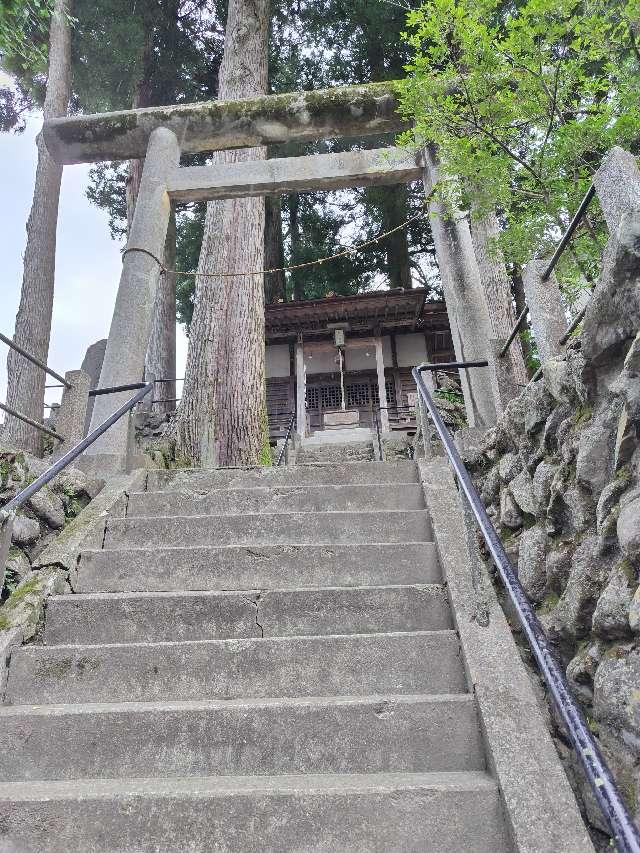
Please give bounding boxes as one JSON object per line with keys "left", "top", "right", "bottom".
{"left": 465, "top": 161, "right": 640, "bottom": 845}
{"left": 0, "top": 449, "right": 104, "bottom": 600}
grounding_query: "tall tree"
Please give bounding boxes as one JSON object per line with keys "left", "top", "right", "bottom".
{"left": 1, "top": 0, "right": 71, "bottom": 454}
{"left": 174, "top": 0, "right": 270, "bottom": 466}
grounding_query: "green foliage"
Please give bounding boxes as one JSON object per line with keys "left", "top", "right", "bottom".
{"left": 399, "top": 0, "right": 640, "bottom": 302}
{"left": 0, "top": 0, "right": 54, "bottom": 130}
{"left": 435, "top": 387, "right": 464, "bottom": 406}
{"left": 0, "top": 0, "right": 52, "bottom": 67}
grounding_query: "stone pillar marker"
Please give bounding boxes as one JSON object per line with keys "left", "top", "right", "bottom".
{"left": 522, "top": 260, "right": 567, "bottom": 364}
{"left": 295, "top": 337, "right": 306, "bottom": 440}
{"left": 84, "top": 127, "right": 181, "bottom": 472}
{"left": 593, "top": 146, "right": 640, "bottom": 233}
{"left": 420, "top": 146, "right": 497, "bottom": 429}
{"left": 53, "top": 369, "right": 91, "bottom": 459}
{"left": 374, "top": 335, "right": 389, "bottom": 432}
{"left": 80, "top": 339, "right": 106, "bottom": 435}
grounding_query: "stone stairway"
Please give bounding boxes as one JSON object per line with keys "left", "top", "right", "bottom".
{"left": 0, "top": 461, "right": 583, "bottom": 851}
{"left": 296, "top": 430, "right": 376, "bottom": 464}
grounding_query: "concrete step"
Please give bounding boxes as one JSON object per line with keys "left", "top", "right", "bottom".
{"left": 148, "top": 460, "right": 419, "bottom": 491}
{"left": 0, "top": 694, "right": 483, "bottom": 782}
{"left": 76, "top": 541, "right": 441, "bottom": 593}
{"left": 296, "top": 442, "right": 375, "bottom": 464}
{"left": 0, "top": 771, "right": 510, "bottom": 852}
{"left": 126, "top": 483, "right": 425, "bottom": 518}
{"left": 45, "top": 584, "right": 452, "bottom": 645}
{"left": 7, "top": 631, "right": 465, "bottom": 705}
{"left": 303, "top": 428, "right": 374, "bottom": 444}
{"left": 104, "top": 510, "right": 432, "bottom": 549}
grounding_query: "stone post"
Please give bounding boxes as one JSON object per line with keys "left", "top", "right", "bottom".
{"left": 295, "top": 337, "right": 306, "bottom": 440}
{"left": 420, "top": 146, "right": 497, "bottom": 429}
{"left": 522, "top": 259, "right": 567, "bottom": 364}
{"left": 374, "top": 335, "right": 389, "bottom": 432}
{"left": 593, "top": 146, "right": 640, "bottom": 233}
{"left": 80, "top": 339, "right": 106, "bottom": 435}
{"left": 53, "top": 369, "right": 91, "bottom": 460}
{"left": 84, "top": 127, "right": 181, "bottom": 473}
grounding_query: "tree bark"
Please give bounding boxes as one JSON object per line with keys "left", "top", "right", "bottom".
{"left": 378, "top": 183, "right": 412, "bottom": 289}
{"left": 126, "top": 19, "right": 178, "bottom": 413}
{"left": 264, "top": 195, "right": 286, "bottom": 303}
{"left": 145, "top": 207, "right": 177, "bottom": 411}
{"left": 469, "top": 204, "right": 529, "bottom": 386}
{"left": 288, "top": 192, "right": 304, "bottom": 302}
{"left": 125, "top": 26, "right": 154, "bottom": 230}
{"left": 174, "top": 0, "right": 270, "bottom": 466}
{"left": 1, "top": 0, "right": 72, "bottom": 455}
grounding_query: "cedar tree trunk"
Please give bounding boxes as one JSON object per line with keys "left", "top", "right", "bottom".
{"left": 2, "top": 0, "right": 72, "bottom": 455}
{"left": 175, "top": 0, "right": 270, "bottom": 466}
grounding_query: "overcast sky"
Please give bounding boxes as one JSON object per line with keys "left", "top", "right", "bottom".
{"left": 0, "top": 110, "right": 188, "bottom": 416}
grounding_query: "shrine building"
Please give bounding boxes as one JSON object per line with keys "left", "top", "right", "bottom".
{"left": 264, "top": 287, "right": 455, "bottom": 438}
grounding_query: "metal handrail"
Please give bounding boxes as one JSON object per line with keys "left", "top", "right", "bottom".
{"left": 412, "top": 362, "right": 640, "bottom": 853}
{"left": 372, "top": 408, "right": 384, "bottom": 461}
{"left": 0, "top": 331, "right": 71, "bottom": 388}
{"left": 0, "top": 401, "right": 64, "bottom": 443}
{"left": 500, "top": 184, "right": 597, "bottom": 358}
{"left": 541, "top": 185, "right": 596, "bottom": 282}
{"left": 276, "top": 412, "right": 296, "bottom": 466}
{"left": 89, "top": 382, "right": 147, "bottom": 398}
{"left": 1, "top": 382, "right": 153, "bottom": 516}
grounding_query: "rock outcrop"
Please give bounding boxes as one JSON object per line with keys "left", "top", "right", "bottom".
{"left": 466, "top": 169, "right": 640, "bottom": 845}
{"left": 0, "top": 450, "right": 103, "bottom": 599}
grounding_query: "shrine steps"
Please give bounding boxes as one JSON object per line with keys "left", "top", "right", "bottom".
{"left": 0, "top": 459, "right": 590, "bottom": 851}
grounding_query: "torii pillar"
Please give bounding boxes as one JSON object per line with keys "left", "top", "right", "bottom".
{"left": 84, "top": 127, "right": 180, "bottom": 472}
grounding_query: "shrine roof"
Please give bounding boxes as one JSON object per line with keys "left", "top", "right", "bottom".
{"left": 265, "top": 288, "right": 449, "bottom": 342}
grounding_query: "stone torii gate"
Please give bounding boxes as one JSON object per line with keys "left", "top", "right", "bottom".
{"left": 44, "top": 81, "right": 502, "bottom": 471}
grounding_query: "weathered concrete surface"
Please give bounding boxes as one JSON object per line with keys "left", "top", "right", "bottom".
{"left": 168, "top": 146, "right": 421, "bottom": 202}
{"left": 147, "top": 460, "right": 419, "bottom": 490}
{"left": 43, "top": 81, "right": 408, "bottom": 164}
{"left": 31, "top": 469, "right": 146, "bottom": 576}
{"left": 80, "top": 338, "right": 107, "bottom": 434}
{"left": 127, "top": 483, "right": 425, "bottom": 517}
{"left": 420, "top": 458, "right": 594, "bottom": 852}
{"left": 0, "top": 771, "right": 509, "bottom": 853}
{"left": 76, "top": 541, "right": 441, "bottom": 593}
{"left": 421, "top": 146, "right": 496, "bottom": 429}
{"left": 104, "top": 510, "right": 432, "bottom": 549}
{"left": 593, "top": 146, "right": 640, "bottom": 233}
{"left": 0, "top": 694, "right": 482, "bottom": 781}
{"left": 52, "top": 369, "right": 91, "bottom": 460}
{"left": 522, "top": 260, "right": 568, "bottom": 364}
{"left": 582, "top": 150, "right": 640, "bottom": 368}
{"left": 45, "top": 584, "right": 451, "bottom": 644}
{"left": 6, "top": 631, "right": 463, "bottom": 705}
{"left": 295, "top": 439, "right": 375, "bottom": 464}
{"left": 85, "top": 128, "right": 180, "bottom": 472}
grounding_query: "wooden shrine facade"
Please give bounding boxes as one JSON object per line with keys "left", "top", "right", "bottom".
{"left": 264, "top": 288, "right": 455, "bottom": 437}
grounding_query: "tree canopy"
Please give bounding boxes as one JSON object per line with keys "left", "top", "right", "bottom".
{"left": 398, "top": 0, "right": 640, "bottom": 307}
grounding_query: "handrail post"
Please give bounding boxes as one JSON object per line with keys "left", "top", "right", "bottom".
{"left": 52, "top": 369, "right": 91, "bottom": 460}
{"left": 276, "top": 412, "right": 296, "bottom": 467}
